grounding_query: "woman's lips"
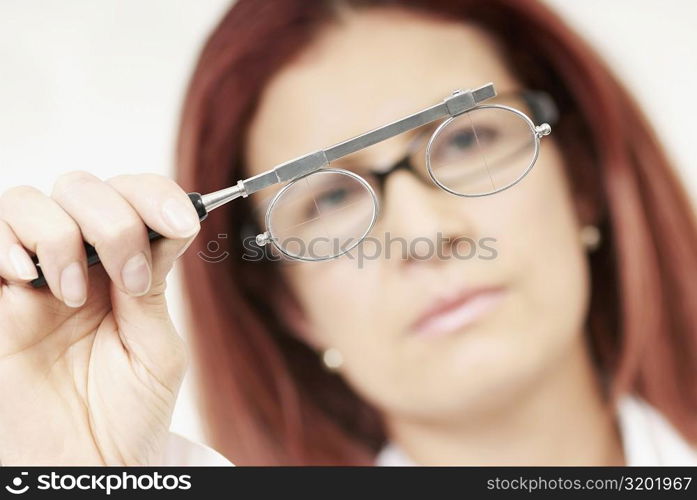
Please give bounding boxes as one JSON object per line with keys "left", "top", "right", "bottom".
{"left": 411, "top": 287, "right": 505, "bottom": 338}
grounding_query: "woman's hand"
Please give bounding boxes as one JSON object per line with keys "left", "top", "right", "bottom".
{"left": 0, "top": 171, "right": 200, "bottom": 465}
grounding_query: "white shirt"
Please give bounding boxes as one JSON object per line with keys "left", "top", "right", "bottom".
{"left": 167, "top": 394, "right": 697, "bottom": 466}
{"left": 161, "top": 432, "right": 233, "bottom": 466}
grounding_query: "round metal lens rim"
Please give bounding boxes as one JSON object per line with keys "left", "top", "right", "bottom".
{"left": 263, "top": 167, "right": 380, "bottom": 261}
{"left": 425, "top": 104, "right": 540, "bottom": 198}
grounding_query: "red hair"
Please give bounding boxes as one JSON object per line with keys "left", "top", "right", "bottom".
{"left": 176, "top": 0, "right": 697, "bottom": 464}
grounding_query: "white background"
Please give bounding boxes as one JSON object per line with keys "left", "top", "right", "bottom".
{"left": 1, "top": 1, "right": 695, "bottom": 446}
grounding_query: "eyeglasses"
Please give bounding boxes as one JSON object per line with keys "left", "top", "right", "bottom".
{"left": 332, "top": 90, "right": 558, "bottom": 202}
{"left": 208, "top": 82, "right": 553, "bottom": 261}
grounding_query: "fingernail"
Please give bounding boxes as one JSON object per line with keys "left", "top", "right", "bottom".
{"left": 60, "top": 262, "right": 86, "bottom": 308}
{"left": 162, "top": 198, "right": 199, "bottom": 237}
{"left": 8, "top": 244, "right": 38, "bottom": 280}
{"left": 121, "top": 252, "right": 151, "bottom": 296}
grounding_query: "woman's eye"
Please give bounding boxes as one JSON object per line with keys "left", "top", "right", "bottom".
{"left": 316, "top": 188, "right": 348, "bottom": 208}
{"left": 303, "top": 187, "right": 351, "bottom": 217}
{"left": 449, "top": 130, "right": 477, "bottom": 150}
{"left": 445, "top": 126, "right": 497, "bottom": 152}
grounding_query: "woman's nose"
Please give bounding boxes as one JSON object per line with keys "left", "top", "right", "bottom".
{"left": 378, "top": 170, "right": 476, "bottom": 262}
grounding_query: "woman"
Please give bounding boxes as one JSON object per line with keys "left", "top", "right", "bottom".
{"left": 0, "top": 0, "right": 695, "bottom": 466}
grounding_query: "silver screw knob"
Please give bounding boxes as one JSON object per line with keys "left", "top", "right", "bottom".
{"left": 255, "top": 231, "right": 271, "bottom": 246}
{"left": 535, "top": 123, "right": 552, "bottom": 137}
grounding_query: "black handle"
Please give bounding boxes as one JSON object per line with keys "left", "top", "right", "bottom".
{"left": 29, "top": 193, "right": 208, "bottom": 288}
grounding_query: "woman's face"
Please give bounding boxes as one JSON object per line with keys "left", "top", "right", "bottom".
{"left": 245, "top": 8, "right": 591, "bottom": 423}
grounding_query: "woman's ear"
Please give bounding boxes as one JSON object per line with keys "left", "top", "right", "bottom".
{"left": 572, "top": 188, "right": 605, "bottom": 252}
{"left": 572, "top": 187, "right": 603, "bottom": 228}
{"left": 275, "top": 289, "right": 325, "bottom": 351}
{"left": 575, "top": 199, "right": 595, "bottom": 228}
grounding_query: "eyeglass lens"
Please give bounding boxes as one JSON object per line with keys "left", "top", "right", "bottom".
{"left": 427, "top": 105, "right": 537, "bottom": 196}
{"left": 266, "top": 170, "right": 376, "bottom": 260}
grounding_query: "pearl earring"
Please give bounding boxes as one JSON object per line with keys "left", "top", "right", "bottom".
{"left": 580, "top": 225, "right": 601, "bottom": 252}
{"left": 322, "top": 347, "right": 344, "bottom": 371}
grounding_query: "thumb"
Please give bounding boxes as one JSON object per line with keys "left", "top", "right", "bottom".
{"left": 108, "top": 234, "right": 196, "bottom": 386}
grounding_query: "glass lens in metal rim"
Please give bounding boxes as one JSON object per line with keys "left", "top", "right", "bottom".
{"left": 264, "top": 168, "right": 379, "bottom": 261}
{"left": 425, "top": 104, "right": 540, "bottom": 197}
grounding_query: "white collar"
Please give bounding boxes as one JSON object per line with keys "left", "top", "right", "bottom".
{"left": 375, "top": 394, "right": 697, "bottom": 466}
